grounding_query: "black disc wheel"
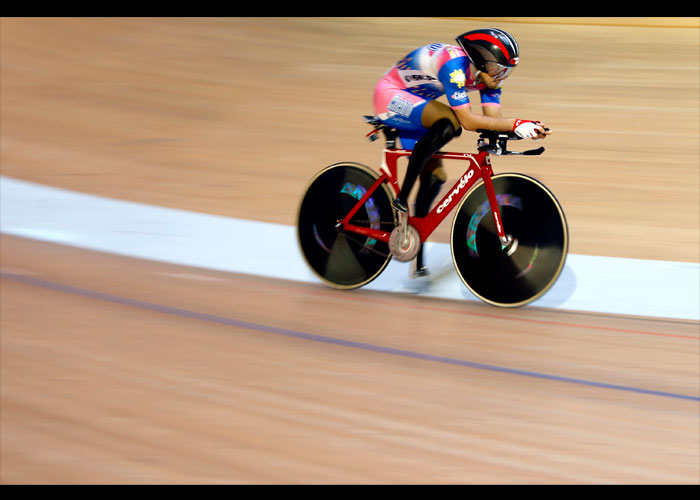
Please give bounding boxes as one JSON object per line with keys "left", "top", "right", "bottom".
{"left": 451, "top": 173, "right": 568, "bottom": 307}
{"left": 297, "top": 163, "right": 396, "bottom": 289}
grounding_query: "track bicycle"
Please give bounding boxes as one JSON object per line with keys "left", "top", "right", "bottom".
{"left": 296, "top": 115, "right": 568, "bottom": 307}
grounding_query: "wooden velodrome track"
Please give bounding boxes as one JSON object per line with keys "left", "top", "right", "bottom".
{"left": 1, "top": 18, "right": 698, "bottom": 484}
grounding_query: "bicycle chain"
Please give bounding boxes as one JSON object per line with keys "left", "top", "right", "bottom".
{"left": 345, "top": 218, "right": 396, "bottom": 226}
{"left": 339, "top": 218, "right": 396, "bottom": 259}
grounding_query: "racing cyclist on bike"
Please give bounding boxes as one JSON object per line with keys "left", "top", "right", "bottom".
{"left": 372, "top": 28, "right": 551, "bottom": 277}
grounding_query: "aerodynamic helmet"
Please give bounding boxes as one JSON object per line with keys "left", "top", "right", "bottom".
{"left": 456, "top": 28, "right": 520, "bottom": 80}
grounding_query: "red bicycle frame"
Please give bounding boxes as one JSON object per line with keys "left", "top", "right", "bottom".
{"left": 340, "top": 147, "right": 509, "bottom": 245}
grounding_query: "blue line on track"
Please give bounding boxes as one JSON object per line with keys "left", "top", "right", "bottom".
{"left": 4, "top": 271, "right": 699, "bottom": 403}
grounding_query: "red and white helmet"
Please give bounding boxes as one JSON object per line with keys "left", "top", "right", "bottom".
{"left": 456, "top": 28, "right": 520, "bottom": 80}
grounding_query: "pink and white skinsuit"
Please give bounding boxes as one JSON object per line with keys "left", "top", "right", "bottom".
{"left": 373, "top": 43, "right": 502, "bottom": 149}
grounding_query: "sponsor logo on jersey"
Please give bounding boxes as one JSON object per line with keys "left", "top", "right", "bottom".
{"left": 427, "top": 43, "right": 444, "bottom": 55}
{"left": 449, "top": 68, "right": 466, "bottom": 89}
{"left": 387, "top": 95, "right": 414, "bottom": 117}
{"left": 398, "top": 70, "right": 438, "bottom": 87}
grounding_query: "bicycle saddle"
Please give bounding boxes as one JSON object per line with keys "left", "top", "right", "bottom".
{"left": 363, "top": 115, "right": 399, "bottom": 148}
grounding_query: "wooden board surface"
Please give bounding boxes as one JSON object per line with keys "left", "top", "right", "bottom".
{"left": 1, "top": 17, "right": 698, "bottom": 484}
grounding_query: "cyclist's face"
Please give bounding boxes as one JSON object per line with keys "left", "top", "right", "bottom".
{"left": 485, "top": 61, "right": 516, "bottom": 81}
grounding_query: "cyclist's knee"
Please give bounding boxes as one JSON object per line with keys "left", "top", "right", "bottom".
{"left": 415, "top": 118, "right": 459, "bottom": 156}
{"left": 421, "top": 100, "right": 461, "bottom": 133}
{"left": 433, "top": 118, "right": 460, "bottom": 143}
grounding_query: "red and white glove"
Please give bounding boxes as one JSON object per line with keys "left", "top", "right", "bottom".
{"left": 513, "top": 119, "right": 544, "bottom": 139}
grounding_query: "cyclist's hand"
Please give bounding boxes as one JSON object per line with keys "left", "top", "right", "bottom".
{"left": 513, "top": 119, "right": 551, "bottom": 140}
{"left": 477, "top": 71, "right": 502, "bottom": 89}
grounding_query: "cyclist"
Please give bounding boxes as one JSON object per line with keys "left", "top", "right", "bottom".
{"left": 372, "top": 28, "right": 551, "bottom": 277}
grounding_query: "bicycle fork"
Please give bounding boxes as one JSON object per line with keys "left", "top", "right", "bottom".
{"left": 480, "top": 154, "right": 518, "bottom": 256}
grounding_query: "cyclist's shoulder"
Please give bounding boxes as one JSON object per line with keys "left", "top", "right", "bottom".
{"left": 393, "top": 43, "right": 469, "bottom": 80}
{"left": 427, "top": 44, "right": 469, "bottom": 77}
{"left": 401, "top": 43, "right": 464, "bottom": 60}
{"left": 410, "top": 43, "right": 465, "bottom": 60}
{"left": 430, "top": 43, "right": 467, "bottom": 62}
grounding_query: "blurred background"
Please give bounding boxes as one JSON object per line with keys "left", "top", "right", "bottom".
{"left": 2, "top": 17, "right": 698, "bottom": 261}
{"left": 1, "top": 17, "right": 698, "bottom": 484}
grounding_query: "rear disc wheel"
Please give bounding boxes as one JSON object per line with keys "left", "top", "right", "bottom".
{"left": 297, "top": 163, "right": 396, "bottom": 289}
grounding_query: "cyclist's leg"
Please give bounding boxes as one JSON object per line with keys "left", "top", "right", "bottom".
{"left": 421, "top": 99, "right": 461, "bottom": 133}
{"left": 393, "top": 101, "right": 461, "bottom": 213}
{"left": 412, "top": 160, "right": 446, "bottom": 276}
{"left": 414, "top": 101, "right": 456, "bottom": 218}
{"left": 374, "top": 87, "right": 459, "bottom": 275}
{"left": 408, "top": 101, "right": 460, "bottom": 275}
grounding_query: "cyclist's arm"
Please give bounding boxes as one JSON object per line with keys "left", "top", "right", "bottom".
{"left": 482, "top": 104, "right": 502, "bottom": 119}
{"left": 435, "top": 52, "right": 550, "bottom": 136}
{"left": 454, "top": 106, "right": 515, "bottom": 132}
{"left": 455, "top": 106, "right": 551, "bottom": 138}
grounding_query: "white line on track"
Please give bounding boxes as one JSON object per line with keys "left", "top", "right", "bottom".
{"left": 1, "top": 176, "right": 698, "bottom": 321}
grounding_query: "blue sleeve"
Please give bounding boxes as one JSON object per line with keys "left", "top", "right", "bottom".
{"left": 480, "top": 87, "right": 502, "bottom": 106}
{"left": 437, "top": 56, "right": 471, "bottom": 108}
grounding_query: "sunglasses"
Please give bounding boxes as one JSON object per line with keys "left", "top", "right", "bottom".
{"left": 485, "top": 59, "right": 518, "bottom": 80}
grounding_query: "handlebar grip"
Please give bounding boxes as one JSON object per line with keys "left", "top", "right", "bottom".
{"left": 477, "top": 129, "right": 521, "bottom": 140}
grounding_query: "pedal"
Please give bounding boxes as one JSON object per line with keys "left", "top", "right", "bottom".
{"left": 410, "top": 261, "right": 430, "bottom": 279}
